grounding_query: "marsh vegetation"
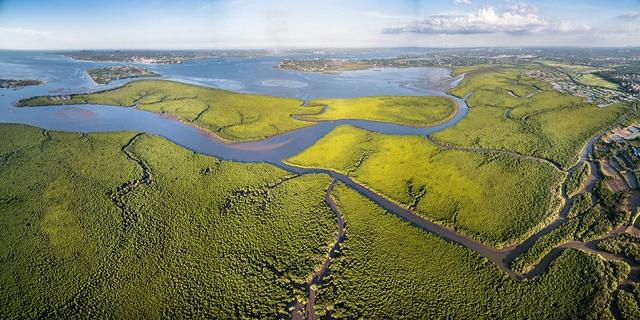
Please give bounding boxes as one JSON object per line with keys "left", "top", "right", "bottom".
{"left": 5, "top": 61, "right": 640, "bottom": 319}
{"left": 315, "top": 183, "right": 622, "bottom": 319}
{"left": 0, "top": 124, "right": 337, "bottom": 318}
{"left": 286, "top": 125, "right": 563, "bottom": 246}
{"left": 299, "top": 95, "right": 455, "bottom": 126}
{"left": 17, "top": 80, "right": 324, "bottom": 142}
{"left": 438, "top": 66, "right": 627, "bottom": 168}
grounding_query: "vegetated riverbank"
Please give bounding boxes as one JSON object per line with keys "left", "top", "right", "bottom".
{"left": 4, "top": 63, "right": 638, "bottom": 318}
{"left": 285, "top": 124, "right": 564, "bottom": 248}
{"left": 8, "top": 69, "right": 632, "bottom": 276}
{"left": 16, "top": 80, "right": 323, "bottom": 143}
{"left": 289, "top": 180, "right": 345, "bottom": 320}
{"left": 2, "top": 107, "right": 636, "bottom": 318}
{"left": 311, "top": 183, "right": 622, "bottom": 319}
{"left": 15, "top": 79, "right": 457, "bottom": 144}
{"left": 0, "top": 125, "right": 632, "bottom": 318}
{"left": 436, "top": 65, "right": 628, "bottom": 169}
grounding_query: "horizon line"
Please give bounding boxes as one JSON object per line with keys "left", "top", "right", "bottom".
{"left": 2, "top": 45, "right": 640, "bottom": 52}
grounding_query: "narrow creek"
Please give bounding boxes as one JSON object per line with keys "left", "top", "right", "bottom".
{"left": 12, "top": 78, "right": 633, "bottom": 281}
{"left": 4, "top": 71, "right": 637, "bottom": 319}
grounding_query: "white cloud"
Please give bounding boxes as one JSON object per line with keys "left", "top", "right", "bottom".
{"left": 384, "top": 5, "right": 589, "bottom": 35}
{"left": 453, "top": 0, "right": 474, "bottom": 5}
{"left": 507, "top": 3, "right": 538, "bottom": 14}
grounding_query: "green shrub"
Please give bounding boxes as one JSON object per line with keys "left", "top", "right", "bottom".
{"left": 617, "top": 290, "right": 640, "bottom": 320}
{"left": 511, "top": 219, "right": 578, "bottom": 273}
{"left": 568, "top": 192, "right": 592, "bottom": 219}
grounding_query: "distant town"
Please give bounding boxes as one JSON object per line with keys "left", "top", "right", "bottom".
{"left": 525, "top": 68, "right": 636, "bottom": 107}
{"left": 275, "top": 47, "right": 640, "bottom": 107}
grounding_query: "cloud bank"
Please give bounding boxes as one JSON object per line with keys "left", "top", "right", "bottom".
{"left": 384, "top": 5, "right": 589, "bottom": 35}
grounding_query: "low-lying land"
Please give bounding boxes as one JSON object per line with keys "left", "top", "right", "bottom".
{"left": 317, "top": 183, "right": 621, "bottom": 319}
{"left": 16, "top": 80, "right": 461, "bottom": 142}
{"left": 0, "top": 123, "right": 629, "bottom": 319}
{"left": 0, "top": 124, "right": 336, "bottom": 318}
{"left": 286, "top": 125, "right": 563, "bottom": 246}
{"left": 5, "top": 56, "right": 640, "bottom": 318}
{"left": 512, "top": 176, "right": 630, "bottom": 274}
{"left": 276, "top": 58, "right": 434, "bottom": 73}
{"left": 16, "top": 80, "right": 324, "bottom": 142}
{"left": 65, "top": 50, "right": 271, "bottom": 64}
{"left": 299, "top": 95, "right": 455, "bottom": 126}
{"left": 87, "top": 66, "right": 160, "bottom": 84}
{"left": 435, "top": 65, "right": 628, "bottom": 168}
{"left": 0, "top": 79, "right": 44, "bottom": 89}
{"left": 567, "top": 162, "right": 591, "bottom": 198}
{"left": 67, "top": 51, "right": 195, "bottom": 64}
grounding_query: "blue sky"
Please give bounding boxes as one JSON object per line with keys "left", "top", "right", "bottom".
{"left": 0, "top": 0, "right": 638, "bottom": 49}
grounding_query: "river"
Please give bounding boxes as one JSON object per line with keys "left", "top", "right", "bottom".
{"left": 0, "top": 50, "right": 465, "bottom": 163}
{"left": 1, "top": 50, "right": 625, "bottom": 284}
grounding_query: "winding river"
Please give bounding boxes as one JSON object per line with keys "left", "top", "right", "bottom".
{"left": 1, "top": 51, "right": 636, "bottom": 290}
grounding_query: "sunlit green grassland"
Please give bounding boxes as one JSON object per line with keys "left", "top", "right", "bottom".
{"left": 18, "top": 80, "right": 459, "bottom": 140}
{"left": 286, "top": 125, "right": 563, "bottom": 246}
{"left": 575, "top": 73, "right": 619, "bottom": 90}
{"left": 539, "top": 60, "right": 619, "bottom": 90}
{"left": 441, "top": 66, "right": 627, "bottom": 168}
{"left": 0, "top": 124, "right": 337, "bottom": 318}
{"left": 299, "top": 95, "right": 456, "bottom": 126}
{"left": 317, "top": 183, "right": 621, "bottom": 319}
{"left": 17, "top": 80, "right": 324, "bottom": 142}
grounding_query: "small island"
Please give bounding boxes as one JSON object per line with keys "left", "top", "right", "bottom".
{"left": 276, "top": 57, "right": 434, "bottom": 73}
{"left": 86, "top": 66, "right": 160, "bottom": 85}
{"left": 68, "top": 51, "right": 191, "bottom": 64}
{"left": 0, "top": 79, "right": 45, "bottom": 89}
{"left": 65, "top": 50, "right": 272, "bottom": 65}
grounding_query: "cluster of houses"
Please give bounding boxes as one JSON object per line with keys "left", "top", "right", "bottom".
{"left": 525, "top": 68, "right": 636, "bottom": 107}
{"left": 49, "top": 95, "right": 71, "bottom": 102}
